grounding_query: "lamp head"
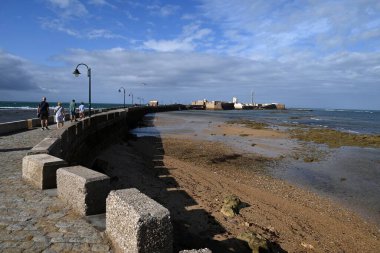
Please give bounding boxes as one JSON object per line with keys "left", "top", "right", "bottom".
{"left": 118, "top": 89, "right": 121, "bottom": 93}
{"left": 73, "top": 68, "right": 81, "bottom": 77}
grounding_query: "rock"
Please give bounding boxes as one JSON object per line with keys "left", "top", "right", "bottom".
{"left": 301, "top": 242, "right": 314, "bottom": 249}
{"left": 179, "top": 248, "right": 212, "bottom": 253}
{"left": 220, "top": 195, "right": 241, "bottom": 217}
{"left": 238, "top": 232, "right": 287, "bottom": 253}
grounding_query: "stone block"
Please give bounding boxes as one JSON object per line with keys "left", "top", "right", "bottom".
{"left": 75, "top": 122, "right": 83, "bottom": 136}
{"left": 27, "top": 119, "right": 33, "bottom": 129}
{"left": 83, "top": 118, "right": 91, "bottom": 129}
{"left": 26, "top": 138, "right": 60, "bottom": 156}
{"left": 22, "top": 154, "right": 68, "bottom": 189}
{"left": 179, "top": 249, "right": 212, "bottom": 253}
{"left": 66, "top": 125, "right": 76, "bottom": 143}
{"left": 106, "top": 188, "right": 172, "bottom": 253}
{"left": 107, "top": 113, "right": 115, "bottom": 120}
{"left": 0, "top": 120, "right": 28, "bottom": 135}
{"left": 57, "top": 166, "right": 110, "bottom": 216}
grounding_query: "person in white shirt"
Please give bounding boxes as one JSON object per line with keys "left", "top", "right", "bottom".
{"left": 54, "top": 102, "right": 65, "bottom": 129}
{"left": 79, "top": 102, "right": 85, "bottom": 120}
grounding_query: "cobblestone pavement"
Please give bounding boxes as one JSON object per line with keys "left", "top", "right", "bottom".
{"left": 0, "top": 127, "right": 112, "bottom": 252}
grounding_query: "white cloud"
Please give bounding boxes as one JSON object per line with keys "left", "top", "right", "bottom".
{"left": 181, "top": 14, "right": 196, "bottom": 20}
{"left": 143, "top": 23, "right": 212, "bottom": 52}
{"left": 124, "top": 11, "right": 139, "bottom": 21}
{"left": 0, "top": 51, "right": 40, "bottom": 91}
{"left": 198, "top": 0, "right": 380, "bottom": 57}
{"left": 147, "top": 4, "right": 180, "bottom": 17}
{"left": 143, "top": 40, "right": 194, "bottom": 52}
{"left": 86, "top": 29, "right": 126, "bottom": 39}
{"left": 39, "top": 18, "right": 126, "bottom": 39}
{"left": 88, "top": 0, "right": 114, "bottom": 8}
{"left": 46, "top": 0, "right": 88, "bottom": 18}
{"left": 39, "top": 18, "right": 80, "bottom": 37}
{"left": 1, "top": 48, "right": 379, "bottom": 109}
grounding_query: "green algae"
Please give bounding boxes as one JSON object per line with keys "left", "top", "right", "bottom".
{"left": 238, "top": 232, "right": 285, "bottom": 253}
{"left": 227, "top": 120, "right": 269, "bottom": 129}
{"left": 289, "top": 128, "right": 380, "bottom": 148}
{"left": 220, "top": 195, "right": 241, "bottom": 217}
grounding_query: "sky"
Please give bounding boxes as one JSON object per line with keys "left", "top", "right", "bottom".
{"left": 0, "top": 0, "right": 379, "bottom": 109}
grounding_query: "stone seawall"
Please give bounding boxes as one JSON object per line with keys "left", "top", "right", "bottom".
{"left": 0, "top": 107, "right": 121, "bottom": 136}
{"left": 19, "top": 104, "right": 207, "bottom": 253}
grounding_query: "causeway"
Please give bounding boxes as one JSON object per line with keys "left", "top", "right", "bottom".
{"left": 0, "top": 127, "right": 111, "bottom": 252}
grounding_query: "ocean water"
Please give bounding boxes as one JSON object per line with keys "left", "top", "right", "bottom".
{"left": 0, "top": 101, "right": 126, "bottom": 123}
{"left": 161, "top": 109, "right": 380, "bottom": 135}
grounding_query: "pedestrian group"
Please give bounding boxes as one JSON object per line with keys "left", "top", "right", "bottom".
{"left": 37, "top": 97, "right": 86, "bottom": 130}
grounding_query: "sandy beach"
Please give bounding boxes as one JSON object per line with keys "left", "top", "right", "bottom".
{"left": 90, "top": 112, "right": 380, "bottom": 252}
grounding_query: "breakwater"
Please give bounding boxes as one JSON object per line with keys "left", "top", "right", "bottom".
{"left": 11, "top": 104, "right": 211, "bottom": 253}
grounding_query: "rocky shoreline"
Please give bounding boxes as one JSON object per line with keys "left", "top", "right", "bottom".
{"left": 92, "top": 113, "right": 380, "bottom": 252}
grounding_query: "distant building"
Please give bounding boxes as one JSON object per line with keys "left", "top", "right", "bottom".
{"left": 205, "top": 101, "right": 234, "bottom": 110}
{"left": 148, "top": 100, "right": 159, "bottom": 107}
{"left": 260, "top": 103, "right": 286, "bottom": 110}
{"left": 190, "top": 99, "right": 206, "bottom": 109}
{"left": 233, "top": 97, "right": 253, "bottom": 109}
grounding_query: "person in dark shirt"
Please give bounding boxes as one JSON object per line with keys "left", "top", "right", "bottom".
{"left": 69, "top": 99, "right": 77, "bottom": 122}
{"left": 38, "top": 97, "right": 50, "bottom": 130}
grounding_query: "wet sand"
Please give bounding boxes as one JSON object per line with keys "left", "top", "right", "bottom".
{"left": 136, "top": 112, "right": 380, "bottom": 224}
{"left": 91, "top": 112, "right": 380, "bottom": 252}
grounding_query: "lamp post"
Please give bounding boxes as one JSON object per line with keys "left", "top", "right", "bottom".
{"left": 129, "top": 92, "right": 134, "bottom": 105}
{"left": 137, "top": 97, "right": 143, "bottom": 106}
{"left": 73, "top": 63, "right": 92, "bottom": 117}
{"left": 118, "top": 87, "right": 126, "bottom": 108}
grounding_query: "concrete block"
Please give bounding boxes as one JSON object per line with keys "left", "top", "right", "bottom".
{"left": 106, "top": 188, "right": 173, "bottom": 253}
{"left": 22, "top": 154, "right": 68, "bottom": 189}
{"left": 27, "top": 119, "right": 33, "bottom": 129}
{"left": 95, "top": 114, "right": 107, "bottom": 124}
{"left": 179, "top": 249, "right": 212, "bottom": 253}
{"left": 76, "top": 122, "right": 83, "bottom": 136}
{"left": 67, "top": 125, "right": 76, "bottom": 143}
{"left": 26, "top": 138, "right": 60, "bottom": 155}
{"left": 83, "top": 118, "right": 91, "bottom": 129}
{"left": 31, "top": 118, "right": 40, "bottom": 128}
{"left": 107, "top": 113, "right": 115, "bottom": 120}
{"left": 57, "top": 166, "right": 110, "bottom": 216}
{"left": 0, "top": 120, "right": 28, "bottom": 135}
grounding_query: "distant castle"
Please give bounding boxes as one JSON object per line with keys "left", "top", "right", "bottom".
{"left": 190, "top": 97, "right": 285, "bottom": 110}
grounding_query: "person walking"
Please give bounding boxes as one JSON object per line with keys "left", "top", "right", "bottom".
{"left": 78, "top": 102, "right": 85, "bottom": 120}
{"left": 54, "top": 102, "right": 65, "bottom": 129}
{"left": 37, "top": 97, "right": 50, "bottom": 130}
{"left": 69, "top": 99, "right": 77, "bottom": 122}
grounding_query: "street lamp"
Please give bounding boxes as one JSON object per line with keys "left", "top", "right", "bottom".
{"left": 73, "top": 63, "right": 92, "bottom": 117}
{"left": 137, "top": 97, "right": 144, "bottom": 105}
{"left": 118, "top": 87, "right": 126, "bottom": 108}
{"left": 129, "top": 92, "right": 134, "bottom": 105}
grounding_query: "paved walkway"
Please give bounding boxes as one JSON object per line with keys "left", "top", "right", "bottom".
{"left": 0, "top": 127, "right": 112, "bottom": 252}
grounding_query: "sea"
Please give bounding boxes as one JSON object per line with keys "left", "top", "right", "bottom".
{"left": 1, "top": 101, "right": 379, "bottom": 134}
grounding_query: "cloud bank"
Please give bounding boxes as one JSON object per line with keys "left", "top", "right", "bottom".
{"left": 1, "top": 48, "right": 379, "bottom": 109}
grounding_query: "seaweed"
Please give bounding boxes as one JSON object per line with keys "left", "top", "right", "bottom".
{"left": 289, "top": 127, "right": 380, "bottom": 148}
{"left": 227, "top": 119, "right": 269, "bottom": 129}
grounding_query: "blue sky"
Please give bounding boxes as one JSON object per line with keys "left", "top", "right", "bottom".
{"left": 0, "top": 0, "right": 379, "bottom": 109}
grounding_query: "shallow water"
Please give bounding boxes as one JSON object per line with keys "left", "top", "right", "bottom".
{"left": 274, "top": 146, "right": 380, "bottom": 225}
{"left": 132, "top": 111, "right": 380, "bottom": 226}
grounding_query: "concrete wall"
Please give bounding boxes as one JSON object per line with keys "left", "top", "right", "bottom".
{"left": 0, "top": 106, "right": 124, "bottom": 136}
{"left": 21, "top": 105, "right": 186, "bottom": 252}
